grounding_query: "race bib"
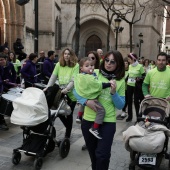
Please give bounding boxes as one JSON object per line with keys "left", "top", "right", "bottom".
{"left": 139, "top": 153, "right": 156, "bottom": 165}
{"left": 128, "top": 77, "right": 136, "bottom": 83}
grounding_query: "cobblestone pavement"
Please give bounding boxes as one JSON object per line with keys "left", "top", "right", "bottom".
{"left": 0, "top": 107, "right": 170, "bottom": 170}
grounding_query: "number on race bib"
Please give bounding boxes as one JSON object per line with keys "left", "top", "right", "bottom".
{"left": 139, "top": 153, "right": 156, "bottom": 165}
{"left": 128, "top": 77, "right": 136, "bottom": 83}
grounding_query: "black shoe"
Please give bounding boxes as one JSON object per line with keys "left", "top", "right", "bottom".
{"left": 126, "top": 118, "right": 132, "bottom": 122}
{"left": 0, "top": 124, "right": 9, "bottom": 131}
{"left": 89, "top": 127, "right": 102, "bottom": 139}
{"left": 64, "top": 135, "right": 70, "bottom": 139}
{"left": 76, "top": 116, "right": 82, "bottom": 124}
{"left": 82, "top": 144, "right": 87, "bottom": 151}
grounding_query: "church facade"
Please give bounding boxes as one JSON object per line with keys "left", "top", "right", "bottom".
{"left": 0, "top": 0, "right": 164, "bottom": 60}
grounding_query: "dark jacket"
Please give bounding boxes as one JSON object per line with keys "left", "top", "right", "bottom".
{"left": 20, "top": 60, "right": 37, "bottom": 83}
{"left": 43, "top": 58, "right": 54, "bottom": 78}
{"left": 2, "top": 62, "right": 16, "bottom": 83}
{"left": 13, "top": 42, "right": 24, "bottom": 55}
{"left": 0, "top": 67, "right": 3, "bottom": 93}
{"left": 36, "top": 57, "right": 46, "bottom": 74}
{"left": 1, "top": 62, "right": 16, "bottom": 90}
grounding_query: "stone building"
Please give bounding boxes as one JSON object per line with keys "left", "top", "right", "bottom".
{"left": 0, "top": 0, "right": 164, "bottom": 60}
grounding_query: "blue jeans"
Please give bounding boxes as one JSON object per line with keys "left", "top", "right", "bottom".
{"left": 81, "top": 119, "right": 116, "bottom": 170}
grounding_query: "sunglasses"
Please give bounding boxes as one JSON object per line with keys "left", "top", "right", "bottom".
{"left": 105, "top": 58, "right": 116, "bottom": 65}
{"left": 90, "top": 57, "right": 95, "bottom": 60}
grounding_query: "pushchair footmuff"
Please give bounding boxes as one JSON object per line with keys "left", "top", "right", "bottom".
{"left": 123, "top": 97, "right": 170, "bottom": 170}
{"left": 10, "top": 87, "right": 71, "bottom": 170}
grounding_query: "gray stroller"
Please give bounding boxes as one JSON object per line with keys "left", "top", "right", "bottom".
{"left": 123, "top": 97, "right": 170, "bottom": 170}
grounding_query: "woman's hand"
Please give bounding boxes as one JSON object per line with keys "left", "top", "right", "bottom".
{"left": 86, "top": 99, "right": 102, "bottom": 112}
{"left": 43, "top": 87, "right": 48, "bottom": 92}
{"left": 110, "top": 80, "right": 116, "bottom": 95}
{"left": 166, "top": 96, "right": 170, "bottom": 101}
{"left": 61, "top": 88, "right": 69, "bottom": 94}
{"left": 144, "top": 94, "right": 151, "bottom": 98}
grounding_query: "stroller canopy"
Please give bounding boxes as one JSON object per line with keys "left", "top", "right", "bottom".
{"left": 11, "top": 87, "right": 48, "bottom": 126}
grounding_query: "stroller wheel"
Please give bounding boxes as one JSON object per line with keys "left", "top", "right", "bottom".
{"left": 34, "top": 157, "right": 43, "bottom": 170}
{"left": 129, "top": 163, "right": 135, "bottom": 170}
{"left": 59, "top": 138, "right": 70, "bottom": 158}
{"left": 12, "top": 151, "right": 21, "bottom": 165}
{"left": 130, "top": 151, "right": 137, "bottom": 161}
{"left": 168, "top": 154, "right": 170, "bottom": 168}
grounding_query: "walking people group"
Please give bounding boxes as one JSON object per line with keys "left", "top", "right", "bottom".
{"left": 1, "top": 39, "right": 170, "bottom": 170}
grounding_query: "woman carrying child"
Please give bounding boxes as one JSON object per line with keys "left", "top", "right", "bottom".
{"left": 74, "top": 50, "right": 125, "bottom": 170}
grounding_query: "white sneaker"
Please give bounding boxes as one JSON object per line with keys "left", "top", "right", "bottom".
{"left": 121, "top": 112, "right": 126, "bottom": 117}
{"left": 89, "top": 128, "right": 102, "bottom": 139}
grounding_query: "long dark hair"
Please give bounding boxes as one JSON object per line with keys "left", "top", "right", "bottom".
{"left": 100, "top": 50, "right": 125, "bottom": 80}
{"left": 8, "top": 51, "right": 16, "bottom": 63}
{"left": 87, "top": 51, "right": 100, "bottom": 69}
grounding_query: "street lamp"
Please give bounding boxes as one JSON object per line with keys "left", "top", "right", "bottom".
{"left": 16, "top": 0, "right": 30, "bottom": 5}
{"left": 114, "top": 18, "right": 124, "bottom": 50}
{"left": 138, "top": 33, "right": 143, "bottom": 58}
{"left": 158, "top": 40, "right": 162, "bottom": 53}
{"left": 166, "top": 46, "right": 168, "bottom": 53}
{"left": 34, "top": 0, "right": 38, "bottom": 54}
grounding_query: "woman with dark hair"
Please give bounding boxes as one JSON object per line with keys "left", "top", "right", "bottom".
{"left": 126, "top": 53, "right": 145, "bottom": 122}
{"left": 45, "top": 47, "right": 79, "bottom": 138}
{"left": 20, "top": 53, "right": 38, "bottom": 88}
{"left": 150, "top": 60, "right": 156, "bottom": 69}
{"left": 8, "top": 51, "right": 21, "bottom": 83}
{"left": 143, "top": 59, "right": 151, "bottom": 74}
{"left": 74, "top": 50, "right": 125, "bottom": 170}
{"left": 87, "top": 51, "right": 100, "bottom": 69}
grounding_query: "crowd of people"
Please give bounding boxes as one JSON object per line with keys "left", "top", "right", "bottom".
{"left": 1, "top": 39, "right": 170, "bottom": 170}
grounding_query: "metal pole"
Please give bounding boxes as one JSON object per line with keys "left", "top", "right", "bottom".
{"left": 115, "top": 29, "right": 118, "bottom": 50}
{"left": 34, "top": 0, "right": 38, "bottom": 54}
{"left": 139, "top": 41, "right": 141, "bottom": 58}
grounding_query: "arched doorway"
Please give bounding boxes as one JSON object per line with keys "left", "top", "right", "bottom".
{"left": 0, "top": 0, "right": 24, "bottom": 49}
{"left": 85, "top": 35, "right": 102, "bottom": 56}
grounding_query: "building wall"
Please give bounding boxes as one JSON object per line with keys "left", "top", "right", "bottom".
{"left": 133, "top": 8, "right": 163, "bottom": 60}
{"left": 24, "top": 0, "right": 61, "bottom": 55}
{"left": 60, "top": 0, "right": 163, "bottom": 59}
{"left": 0, "top": 0, "right": 163, "bottom": 61}
{"left": 61, "top": 1, "right": 131, "bottom": 57}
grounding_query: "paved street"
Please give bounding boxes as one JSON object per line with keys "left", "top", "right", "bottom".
{"left": 0, "top": 107, "right": 170, "bottom": 170}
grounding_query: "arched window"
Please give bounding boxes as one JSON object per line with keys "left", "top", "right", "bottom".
{"left": 55, "top": 17, "right": 61, "bottom": 50}
{"left": 85, "top": 35, "right": 102, "bottom": 56}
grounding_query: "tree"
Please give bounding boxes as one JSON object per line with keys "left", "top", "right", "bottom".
{"left": 98, "top": 0, "right": 115, "bottom": 51}
{"left": 110, "top": 0, "right": 150, "bottom": 52}
{"left": 75, "top": 0, "right": 81, "bottom": 57}
{"left": 88, "top": 0, "right": 150, "bottom": 52}
{"left": 146, "top": 0, "right": 170, "bottom": 18}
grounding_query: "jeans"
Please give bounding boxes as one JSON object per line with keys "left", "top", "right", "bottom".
{"left": 81, "top": 119, "right": 116, "bottom": 170}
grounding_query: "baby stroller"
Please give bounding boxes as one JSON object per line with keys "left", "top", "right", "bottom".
{"left": 10, "top": 86, "right": 71, "bottom": 170}
{"left": 123, "top": 97, "right": 170, "bottom": 170}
